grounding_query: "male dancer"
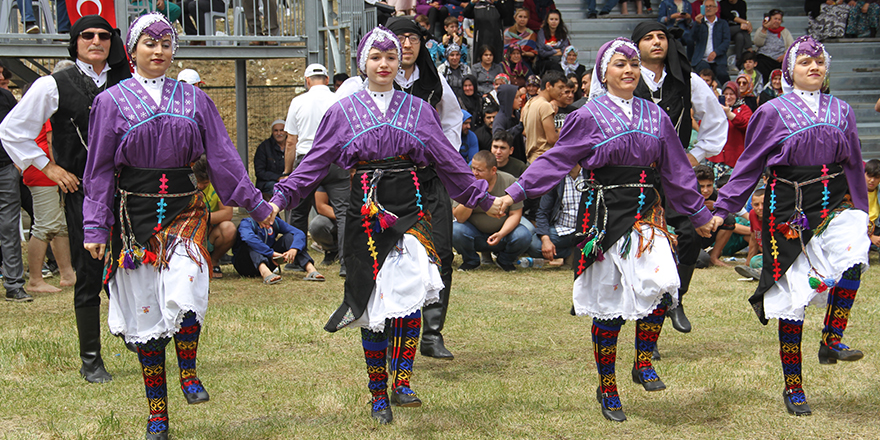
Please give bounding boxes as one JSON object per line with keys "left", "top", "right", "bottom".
{"left": 631, "top": 22, "right": 727, "bottom": 334}
{"left": 336, "top": 16, "right": 463, "bottom": 359}
{"left": 0, "top": 15, "right": 131, "bottom": 383}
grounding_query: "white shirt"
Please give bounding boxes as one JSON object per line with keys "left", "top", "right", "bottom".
{"left": 639, "top": 66, "right": 727, "bottom": 162}
{"left": 793, "top": 89, "right": 820, "bottom": 116}
{"left": 285, "top": 83, "right": 336, "bottom": 156}
{"left": 335, "top": 67, "right": 463, "bottom": 148}
{"left": 606, "top": 93, "right": 634, "bottom": 121}
{"left": 367, "top": 87, "right": 394, "bottom": 114}
{"left": 703, "top": 16, "right": 717, "bottom": 61}
{"left": 132, "top": 71, "right": 166, "bottom": 107}
{"left": 0, "top": 60, "right": 111, "bottom": 172}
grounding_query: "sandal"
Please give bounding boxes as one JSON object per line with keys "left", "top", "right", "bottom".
{"left": 263, "top": 273, "right": 282, "bottom": 284}
{"left": 303, "top": 271, "right": 325, "bottom": 282}
{"left": 212, "top": 265, "right": 223, "bottom": 279}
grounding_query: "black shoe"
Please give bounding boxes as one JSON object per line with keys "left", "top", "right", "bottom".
{"left": 146, "top": 431, "right": 169, "bottom": 440}
{"left": 76, "top": 307, "right": 113, "bottom": 383}
{"left": 458, "top": 261, "right": 480, "bottom": 272}
{"left": 125, "top": 341, "right": 139, "bottom": 354}
{"left": 652, "top": 347, "right": 661, "bottom": 361}
{"left": 390, "top": 386, "right": 422, "bottom": 407}
{"left": 667, "top": 305, "right": 692, "bottom": 333}
{"left": 371, "top": 399, "right": 393, "bottom": 424}
{"left": 181, "top": 378, "right": 210, "bottom": 404}
{"left": 145, "top": 413, "right": 169, "bottom": 439}
{"left": 596, "top": 387, "right": 626, "bottom": 422}
{"left": 783, "top": 388, "right": 812, "bottom": 416}
{"left": 735, "top": 265, "right": 761, "bottom": 280}
{"left": 631, "top": 365, "right": 667, "bottom": 391}
{"left": 5, "top": 287, "right": 33, "bottom": 302}
{"left": 495, "top": 261, "right": 516, "bottom": 272}
{"left": 599, "top": 10, "right": 610, "bottom": 15}
{"left": 818, "top": 341, "right": 864, "bottom": 364}
{"left": 421, "top": 341, "right": 454, "bottom": 359}
{"left": 321, "top": 251, "right": 337, "bottom": 266}
{"left": 587, "top": 12, "right": 598, "bottom": 18}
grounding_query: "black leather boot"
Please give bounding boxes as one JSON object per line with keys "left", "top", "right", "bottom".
{"left": 668, "top": 264, "right": 695, "bottom": 333}
{"left": 75, "top": 307, "right": 113, "bottom": 383}
{"left": 420, "top": 269, "right": 453, "bottom": 359}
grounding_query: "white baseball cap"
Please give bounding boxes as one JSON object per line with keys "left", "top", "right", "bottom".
{"left": 304, "top": 63, "right": 328, "bottom": 79}
{"left": 177, "top": 69, "right": 203, "bottom": 85}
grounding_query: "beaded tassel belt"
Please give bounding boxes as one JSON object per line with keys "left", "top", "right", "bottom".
{"left": 574, "top": 177, "right": 655, "bottom": 261}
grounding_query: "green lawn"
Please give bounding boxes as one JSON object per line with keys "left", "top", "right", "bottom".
{"left": 2, "top": 254, "right": 879, "bottom": 439}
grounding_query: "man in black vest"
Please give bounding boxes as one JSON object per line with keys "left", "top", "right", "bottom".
{"left": 387, "top": 17, "right": 462, "bottom": 360}
{"left": 0, "top": 15, "right": 131, "bottom": 383}
{"left": 631, "top": 22, "right": 727, "bottom": 336}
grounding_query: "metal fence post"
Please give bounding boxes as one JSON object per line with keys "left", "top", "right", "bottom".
{"left": 235, "top": 59, "right": 248, "bottom": 168}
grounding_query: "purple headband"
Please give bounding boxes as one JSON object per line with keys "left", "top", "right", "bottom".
{"left": 782, "top": 35, "right": 830, "bottom": 87}
{"left": 356, "top": 25, "right": 402, "bottom": 74}
{"left": 594, "top": 38, "right": 639, "bottom": 88}
{"left": 126, "top": 13, "right": 178, "bottom": 69}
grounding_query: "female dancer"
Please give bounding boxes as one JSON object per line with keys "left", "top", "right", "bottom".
{"left": 83, "top": 14, "right": 272, "bottom": 439}
{"left": 712, "top": 35, "right": 867, "bottom": 416}
{"left": 492, "top": 38, "right": 715, "bottom": 422}
{"left": 266, "top": 26, "right": 494, "bottom": 424}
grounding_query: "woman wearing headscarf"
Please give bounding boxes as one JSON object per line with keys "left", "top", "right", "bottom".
{"left": 458, "top": 74, "right": 484, "bottom": 122}
{"left": 734, "top": 73, "right": 758, "bottom": 111}
{"left": 560, "top": 46, "right": 586, "bottom": 78}
{"left": 492, "top": 38, "right": 715, "bottom": 422}
{"left": 713, "top": 36, "right": 868, "bottom": 417}
{"left": 707, "top": 81, "right": 752, "bottom": 178}
{"left": 492, "top": 83, "right": 528, "bottom": 163}
{"left": 758, "top": 68, "right": 783, "bottom": 106}
{"left": 463, "top": 0, "right": 504, "bottom": 63}
{"left": 267, "top": 26, "right": 494, "bottom": 425}
{"left": 503, "top": 8, "right": 540, "bottom": 64}
{"left": 438, "top": 43, "right": 472, "bottom": 92}
{"left": 83, "top": 13, "right": 272, "bottom": 439}
{"left": 502, "top": 44, "right": 534, "bottom": 87}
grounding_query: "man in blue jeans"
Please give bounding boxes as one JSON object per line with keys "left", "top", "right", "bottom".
{"left": 453, "top": 150, "right": 532, "bottom": 272}
{"left": 528, "top": 165, "right": 582, "bottom": 262}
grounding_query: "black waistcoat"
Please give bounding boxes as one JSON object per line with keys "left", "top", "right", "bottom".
{"left": 634, "top": 71, "right": 692, "bottom": 150}
{"left": 394, "top": 76, "right": 442, "bottom": 108}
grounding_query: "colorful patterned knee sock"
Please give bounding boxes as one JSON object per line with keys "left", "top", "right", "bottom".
{"left": 174, "top": 311, "right": 205, "bottom": 395}
{"left": 634, "top": 302, "right": 667, "bottom": 382}
{"left": 822, "top": 265, "right": 860, "bottom": 349}
{"left": 779, "top": 319, "right": 807, "bottom": 405}
{"left": 593, "top": 317, "right": 623, "bottom": 409}
{"left": 361, "top": 328, "right": 389, "bottom": 411}
{"left": 389, "top": 310, "right": 421, "bottom": 394}
{"left": 137, "top": 337, "right": 172, "bottom": 435}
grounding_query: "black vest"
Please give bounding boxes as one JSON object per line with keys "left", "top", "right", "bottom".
{"left": 394, "top": 75, "right": 442, "bottom": 108}
{"left": 634, "top": 70, "right": 692, "bottom": 150}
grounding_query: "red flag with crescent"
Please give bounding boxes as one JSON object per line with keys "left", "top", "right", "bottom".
{"left": 66, "top": 0, "right": 117, "bottom": 27}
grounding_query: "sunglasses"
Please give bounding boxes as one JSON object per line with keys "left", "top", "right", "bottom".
{"left": 80, "top": 31, "right": 112, "bottom": 41}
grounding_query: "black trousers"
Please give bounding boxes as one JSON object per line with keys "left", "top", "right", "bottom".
{"left": 64, "top": 188, "right": 105, "bottom": 309}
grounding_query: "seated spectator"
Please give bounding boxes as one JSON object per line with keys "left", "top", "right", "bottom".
{"left": 734, "top": 73, "right": 758, "bottom": 111}
{"left": 807, "top": 0, "right": 850, "bottom": 40}
{"left": 254, "top": 119, "right": 288, "bottom": 200}
{"left": 525, "top": 74, "right": 541, "bottom": 100}
{"left": 707, "top": 81, "right": 752, "bottom": 180}
{"left": 572, "top": 69, "right": 592, "bottom": 107}
{"left": 719, "top": 0, "right": 754, "bottom": 69}
{"left": 492, "top": 84, "right": 528, "bottom": 163}
{"left": 460, "top": 110, "right": 479, "bottom": 163}
{"left": 691, "top": 0, "right": 731, "bottom": 84}
{"left": 846, "top": 0, "right": 879, "bottom": 37}
{"left": 333, "top": 72, "right": 350, "bottom": 90}
{"left": 444, "top": 0, "right": 470, "bottom": 17}
{"left": 193, "top": 156, "right": 238, "bottom": 279}
{"left": 758, "top": 68, "right": 783, "bottom": 106}
{"left": 452, "top": 151, "right": 532, "bottom": 271}
{"left": 559, "top": 46, "right": 586, "bottom": 79}
{"left": 698, "top": 67, "right": 722, "bottom": 97}
{"left": 504, "top": 9, "right": 539, "bottom": 65}
{"left": 535, "top": 10, "right": 569, "bottom": 74}
{"left": 136, "top": 0, "right": 181, "bottom": 25}
{"left": 474, "top": 102, "right": 498, "bottom": 150}
{"left": 309, "top": 186, "right": 340, "bottom": 265}
{"left": 491, "top": 130, "right": 527, "bottom": 177}
{"left": 184, "top": 0, "right": 227, "bottom": 38}
{"left": 472, "top": 45, "right": 506, "bottom": 95}
{"left": 621, "top": 0, "right": 644, "bottom": 15}
{"left": 502, "top": 45, "right": 534, "bottom": 87}
{"left": 693, "top": 165, "right": 751, "bottom": 267}
{"left": 440, "top": 16, "right": 470, "bottom": 61}
{"left": 585, "top": 0, "right": 622, "bottom": 18}
{"left": 439, "top": 44, "right": 472, "bottom": 92}
{"left": 416, "top": 0, "right": 451, "bottom": 40}
{"left": 659, "top": 0, "right": 694, "bottom": 33}
{"left": 177, "top": 68, "right": 205, "bottom": 87}
{"left": 22, "top": 121, "right": 76, "bottom": 293}
{"left": 233, "top": 217, "right": 322, "bottom": 283}
{"left": 243, "top": 0, "right": 280, "bottom": 42}
{"left": 734, "top": 188, "right": 765, "bottom": 279}
{"left": 523, "top": 0, "right": 557, "bottom": 31}
{"left": 752, "top": 9, "right": 793, "bottom": 83}
{"left": 866, "top": 159, "right": 880, "bottom": 250}
{"left": 529, "top": 164, "right": 582, "bottom": 262}
{"left": 387, "top": 0, "right": 417, "bottom": 15}
{"left": 737, "top": 51, "right": 763, "bottom": 93}
{"left": 458, "top": 75, "right": 484, "bottom": 128}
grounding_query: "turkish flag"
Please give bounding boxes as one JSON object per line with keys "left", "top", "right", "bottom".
{"left": 66, "top": 0, "right": 117, "bottom": 27}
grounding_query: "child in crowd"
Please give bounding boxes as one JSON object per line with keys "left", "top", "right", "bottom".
{"left": 736, "top": 189, "right": 765, "bottom": 280}
{"left": 441, "top": 16, "right": 469, "bottom": 62}
{"left": 699, "top": 67, "right": 721, "bottom": 97}
{"left": 693, "top": 165, "right": 751, "bottom": 268}
{"left": 866, "top": 159, "right": 880, "bottom": 250}
{"left": 416, "top": 15, "right": 445, "bottom": 65}
{"left": 737, "top": 51, "right": 764, "bottom": 95}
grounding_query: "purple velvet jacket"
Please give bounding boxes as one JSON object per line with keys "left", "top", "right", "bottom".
{"left": 270, "top": 89, "right": 494, "bottom": 212}
{"left": 505, "top": 94, "right": 713, "bottom": 228}
{"left": 83, "top": 78, "right": 272, "bottom": 244}
{"left": 714, "top": 93, "right": 866, "bottom": 219}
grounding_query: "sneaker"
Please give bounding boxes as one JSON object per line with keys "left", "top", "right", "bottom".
{"left": 321, "top": 251, "right": 338, "bottom": 266}
{"left": 6, "top": 287, "right": 33, "bottom": 302}
{"left": 458, "top": 261, "right": 480, "bottom": 271}
{"left": 480, "top": 252, "right": 494, "bottom": 265}
{"left": 735, "top": 265, "right": 760, "bottom": 280}
{"left": 45, "top": 260, "right": 59, "bottom": 275}
{"left": 495, "top": 261, "right": 516, "bottom": 272}
{"left": 26, "top": 24, "right": 40, "bottom": 34}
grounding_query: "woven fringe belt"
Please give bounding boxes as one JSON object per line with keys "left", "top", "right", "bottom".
{"left": 116, "top": 186, "right": 200, "bottom": 270}
{"left": 574, "top": 177, "right": 655, "bottom": 262}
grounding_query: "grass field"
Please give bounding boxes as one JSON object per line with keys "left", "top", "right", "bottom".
{"left": 2, "top": 253, "right": 879, "bottom": 440}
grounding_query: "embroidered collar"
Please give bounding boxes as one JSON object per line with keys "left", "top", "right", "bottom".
{"left": 606, "top": 93, "right": 634, "bottom": 120}
{"left": 793, "top": 88, "right": 820, "bottom": 116}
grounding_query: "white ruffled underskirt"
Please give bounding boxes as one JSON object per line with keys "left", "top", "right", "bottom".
{"left": 572, "top": 224, "right": 680, "bottom": 321}
{"left": 348, "top": 234, "right": 443, "bottom": 332}
{"left": 764, "top": 209, "right": 870, "bottom": 321}
{"left": 108, "top": 239, "right": 209, "bottom": 344}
